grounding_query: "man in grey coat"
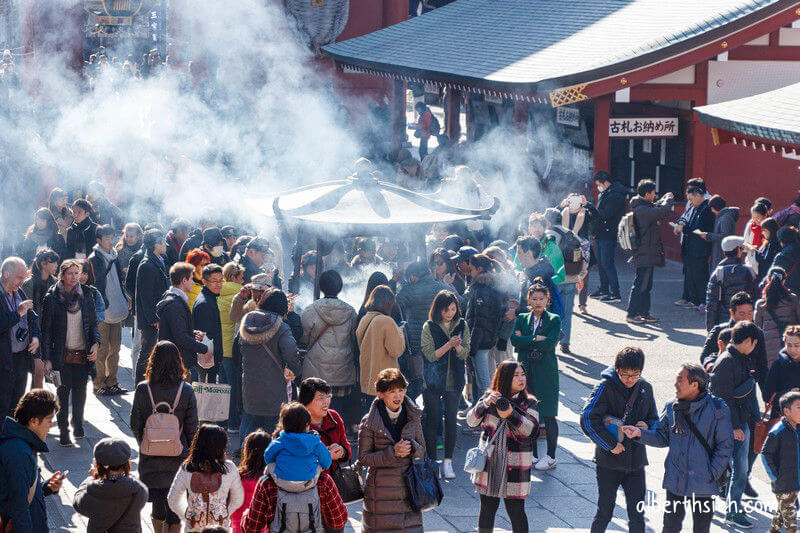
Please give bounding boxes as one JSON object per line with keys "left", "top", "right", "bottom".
{"left": 701, "top": 195, "right": 739, "bottom": 269}
{"left": 396, "top": 261, "right": 451, "bottom": 401}
{"left": 623, "top": 363, "right": 733, "bottom": 533}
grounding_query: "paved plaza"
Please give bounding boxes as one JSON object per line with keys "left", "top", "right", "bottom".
{"left": 44, "top": 257, "right": 778, "bottom": 531}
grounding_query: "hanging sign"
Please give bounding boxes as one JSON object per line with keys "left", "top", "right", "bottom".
{"left": 556, "top": 106, "right": 580, "bottom": 128}
{"left": 609, "top": 117, "right": 678, "bottom": 138}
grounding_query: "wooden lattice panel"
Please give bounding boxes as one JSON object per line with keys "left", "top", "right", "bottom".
{"left": 549, "top": 84, "right": 589, "bottom": 108}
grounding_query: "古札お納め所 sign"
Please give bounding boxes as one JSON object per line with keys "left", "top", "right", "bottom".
{"left": 609, "top": 117, "right": 678, "bottom": 138}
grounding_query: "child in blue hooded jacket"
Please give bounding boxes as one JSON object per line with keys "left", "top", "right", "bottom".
{"left": 263, "top": 402, "right": 332, "bottom": 492}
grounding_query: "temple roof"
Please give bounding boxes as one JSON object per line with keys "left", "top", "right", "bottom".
{"left": 323, "top": 0, "right": 793, "bottom": 96}
{"left": 695, "top": 82, "right": 800, "bottom": 147}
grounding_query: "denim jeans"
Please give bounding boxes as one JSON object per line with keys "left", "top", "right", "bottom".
{"left": 727, "top": 424, "right": 750, "bottom": 513}
{"left": 221, "top": 357, "right": 241, "bottom": 430}
{"left": 595, "top": 239, "right": 619, "bottom": 296}
{"left": 240, "top": 413, "right": 278, "bottom": 447}
{"left": 470, "top": 349, "right": 491, "bottom": 403}
{"left": 627, "top": 266, "right": 654, "bottom": 317}
{"left": 559, "top": 283, "right": 577, "bottom": 344}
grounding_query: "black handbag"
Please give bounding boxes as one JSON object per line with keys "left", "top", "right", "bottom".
{"left": 403, "top": 459, "right": 443, "bottom": 512}
{"left": 329, "top": 460, "right": 364, "bottom": 504}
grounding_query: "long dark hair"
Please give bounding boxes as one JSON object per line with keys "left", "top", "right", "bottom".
{"left": 81, "top": 259, "right": 96, "bottom": 286}
{"left": 48, "top": 188, "right": 68, "bottom": 217}
{"left": 489, "top": 360, "right": 534, "bottom": 401}
{"left": 362, "top": 271, "right": 390, "bottom": 308}
{"left": 185, "top": 424, "right": 228, "bottom": 474}
{"left": 761, "top": 217, "right": 779, "bottom": 243}
{"left": 238, "top": 430, "right": 270, "bottom": 480}
{"left": 428, "top": 290, "right": 461, "bottom": 322}
{"left": 764, "top": 267, "right": 792, "bottom": 312}
{"left": 25, "top": 208, "right": 58, "bottom": 239}
{"left": 145, "top": 341, "right": 189, "bottom": 385}
{"left": 428, "top": 247, "right": 454, "bottom": 276}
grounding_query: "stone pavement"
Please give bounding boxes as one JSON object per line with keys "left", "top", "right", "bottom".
{"left": 43, "top": 328, "right": 778, "bottom": 532}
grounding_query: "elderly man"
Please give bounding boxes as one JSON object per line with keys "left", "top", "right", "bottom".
{"left": 238, "top": 238, "right": 275, "bottom": 284}
{"left": 0, "top": 257, "right": 41, "bottom": 419}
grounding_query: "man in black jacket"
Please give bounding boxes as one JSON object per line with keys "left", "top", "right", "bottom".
{"left": 675, "top": 185, "right": 715, "bottom": 308}
{"left": 585, "top": 172, "right": 627, "bottom": 301}
{"left": 760, "top": 390, "right": 800, "bottom": 533}
{"left": 64, "top": 199, "right": 97, "bottom": 260}
{"left": 134, "top": 229, "right": 168, "bottom": 383}
{"left": 704, "top": 236, "right": 755, "bottom": 331}
{"left": 177, "top": 227, "right": 203, "bottom": 263}
{"left": 709, "top": 321, "right": 760, "bottom": 527}
{"left": 581, "top": 347, "right": 658, "bottom": 533}
{"left": 238, "top": 237, "right": 273, "bottom": 284}
{"left": 192, "top": 263, "right": 224, "bottom": 383}
{"left": 156, "top": 262, "right": 208, "bottom": 371}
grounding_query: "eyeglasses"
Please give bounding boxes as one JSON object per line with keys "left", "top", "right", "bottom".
{"left": 618, "top": 371, "right": 641, "bottom": 380}
{"left": 314, "top": 394, "right": 333, "bottom": 403}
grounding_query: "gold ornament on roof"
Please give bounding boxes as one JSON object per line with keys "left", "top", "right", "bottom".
{"left": 548, "top": 84, "right": 589, "bottom": 108}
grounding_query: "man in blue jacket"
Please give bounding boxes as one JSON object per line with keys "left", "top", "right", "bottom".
{"left": 623, "top": 363, "right": 733, "bottom": 533}
{"left": 581, "top": 347, "right": 658, "bottom": 533}
{"left": 0, "top": 389, "right": 63, "bottom": 532}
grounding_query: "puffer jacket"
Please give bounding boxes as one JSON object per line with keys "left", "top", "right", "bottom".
{"left": 217, "top": 281, "right": 241, "bottom": 359}
{"left": 762, "top": 418, "right": 800, "bottom": 494}
{"left": 704, "top": 258, "right": 756, "bottom": 330}
{"left": 629, "top": 195, "right": 674, "bottom": 268}
{"left": 395, "top": 272, "right": 451, "bottom": 379}
{"left": 130, "top": 381, "right": 198, "bottom": 490}
{"left": 708, "top": 207, "right": 740, "bottom": 268}
{"left": 709, "top": 346, "right": 756, "bottom": 430}
{"left": 358, "top": 397, "right": 425, "bottom": 533}
{"left": 581, "top": 366, "right": 659, "bottom": 472}
{"left": 764, "top": 349, "right": 800, "bottom": 418}
{"left": 40, "top": 283, "right": 100, "bottom": 370}
{"left": 754, "top": 294, "right": 800, "bottom": 364}
{"left": 300, "top": 297, "right": 357, "bottom": 387}
{"left": 234, "top": 310, "right": 301, "bottom": 417}
{"left": 586, "top": 181, "right": 627, "bottom": 241}
{"left": 638, "top": 393, "right": 733, "bottom": 498}
{"left": 464, "top": 273, "right": 504, "bottom": 352}
{"left": 774, "top": 243, "right": 800, "bottom": 295}
{"left": 73, "top": 475, "right": 148, "bottom": 533}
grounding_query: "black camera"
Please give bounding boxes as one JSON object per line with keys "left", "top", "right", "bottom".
{"left": 495, "top": 396, "right": 510, "bottom": 411}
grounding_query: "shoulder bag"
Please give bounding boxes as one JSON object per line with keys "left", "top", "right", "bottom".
{"left": 753, "top": 393, "right": 779, "bottom": 455}
{"left": 329, "top": 459, "right": 365, "bottom": 504}
{"left": 685, "top": 415, "right": 731, "bottom": 496}
{"left": 464, "top": 420, "right": 506, "bottom": 474}
{"left": 404, "top": 458, "right": 443, "bottom": 512}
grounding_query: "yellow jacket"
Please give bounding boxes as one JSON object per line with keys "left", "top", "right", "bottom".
{"left": 187, "top": 277, "right": 203, "bottom": 310}
{"left": 218, "top": 281, "right": 242, "bottom": 358}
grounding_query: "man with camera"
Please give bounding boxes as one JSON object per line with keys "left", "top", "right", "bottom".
{"left": 581, "top": 347, "right": 658, "bottom": 533}
{"left": 0, "top": 257, "right": 42, "bottom": 419}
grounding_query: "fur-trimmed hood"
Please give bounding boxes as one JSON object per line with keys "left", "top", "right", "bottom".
{"left": 239, "top": 309, "right": 283, "bottom": 345}
{"left": 470, "top": 272, "right": 496, "bottom": 287}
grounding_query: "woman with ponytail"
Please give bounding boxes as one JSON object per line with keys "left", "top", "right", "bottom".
{"left": 754, "top": 267, "right": 800, "bottom": 365}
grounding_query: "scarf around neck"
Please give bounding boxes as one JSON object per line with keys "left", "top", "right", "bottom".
{"left": 672, "top": 391, "right": 707, "bottom": 436}
{"left": 56, "top": 281, "right": 83, "bottom": 313}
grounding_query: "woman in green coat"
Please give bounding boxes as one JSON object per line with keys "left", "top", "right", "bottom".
{"left": 510, "top": 279, "right": 561, "bottom": 471}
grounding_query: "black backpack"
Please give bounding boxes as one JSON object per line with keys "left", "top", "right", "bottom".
{"left": 550, "top": 227, "right": 584, "bottom": 276}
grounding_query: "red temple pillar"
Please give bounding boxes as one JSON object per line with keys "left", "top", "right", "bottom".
{"left": 593, "top": 94, "right": 612, "bottom": 173}
{"left": 391, "top": 78, "right": 407, "bottom": 156}
{"left": 383, "top": 0, "right": 409, "bottom": 26}
{"left": 445, "top": 88, "right": 461, "bottom": 142}
{"left": 688, "top": 61, "right": 709, "bottom": 180}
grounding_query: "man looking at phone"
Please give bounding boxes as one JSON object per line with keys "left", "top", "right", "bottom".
{"left": 580, "top": 347, "right": 658, "bottom": 533}
{"left": 0, "top": 257, "right": 42, "bottom": 419}
{"left": 0, "top": 389, "right": 63, "bottom": 532}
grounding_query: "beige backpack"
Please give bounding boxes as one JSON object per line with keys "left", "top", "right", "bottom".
{"left": 141, "top": 383, "right": 184, "bottom": 457}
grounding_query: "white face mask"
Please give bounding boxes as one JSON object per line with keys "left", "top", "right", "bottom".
{"left": 211, "top": 246, "right": 224, "bottom": 258}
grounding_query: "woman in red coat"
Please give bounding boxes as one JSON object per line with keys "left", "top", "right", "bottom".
{"left": 299, "top": 377, "right": 352, "bottom": 472}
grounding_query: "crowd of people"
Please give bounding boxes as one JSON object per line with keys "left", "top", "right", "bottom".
{"left": 0, "top": 172, "right": 799, "bottom": 533}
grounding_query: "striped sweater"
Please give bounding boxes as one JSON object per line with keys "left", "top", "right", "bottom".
{"left": 466, "top": 392, "right": 539, "bottom": 498}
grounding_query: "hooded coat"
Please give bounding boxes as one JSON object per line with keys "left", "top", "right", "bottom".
{"left": 754, "top": 293, "right": 800, "bottom": 365}
{"left": 300, "top": 297, "right": 357, "bottom": 387}
{"left": 629, "top": 195, "right": 674, "bottom": 268}
{"left": 234, "top": 310, "right": 302, "bottom": 416}
{"left": 73, "top": 475, "right": 148, "bottom": 532}
{"left": 708, "top": 206, "right": 740, "bottom": 268}
{"left": 0, "top": 417, "right": 52, "bottom": 532}
{"left": 358, "top": 397, "right": 425, "bottom": 533}
{"left": 638, "top": 393, "right": 733, "bottom": 498}
{"left": 262, "top": 431, "right": 332, "bottom": 482}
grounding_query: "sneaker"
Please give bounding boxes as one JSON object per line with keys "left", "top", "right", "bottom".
{"left": 578, "top": 305, "right": 587, "bottom": 314}
{"left": 626, "top": 315, "right": 645, "bottom": 324}
{"left": 600, "top": 294, "right": 621, "bottom": 303}
{"left": 73, "top": 427, "right": 85, "bottom": 440}
{"left": 725, "top": 512, "right": 753, "bottom": 529}
{"left": 743, "top": 481, "right": 758, "bottom": 498}
{"left": 674, "top": 298, "right": 689, "bottom": 306}
{"left": 59, "top": 434, "right": 74, "bottom": 447}
{"left": 590, "top": 290, "right": 609, "bottom": 299}
{"left": 95, "top": 387, "right": 108, "bottom": 396}
{"left": 641, "top": 314, "right": 659, "bottom": 323}
{"left": 559, "top": 343, "right": 571, "bottom": 354}
{"left": 106, "top": 385, "right": 127, "bottom": 395}
{"left": 534, "top": 455, "right": 557, "bottom": 470}
{"left": 442, "top": 459, "right": 456, "bottom": 479}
